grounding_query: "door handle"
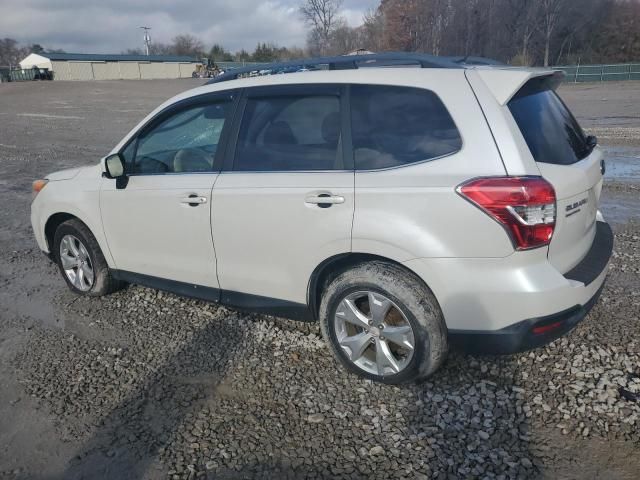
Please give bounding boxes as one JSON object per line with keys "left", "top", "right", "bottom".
{"left": 305, "top": 194, "right": 345, "bottom": 208}
{"left": 181, "top": 195, "right": 207, "bottom": 206}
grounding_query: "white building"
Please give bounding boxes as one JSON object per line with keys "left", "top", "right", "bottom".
{"left": 19, "top": 53, "right": 202, "bottom": 81}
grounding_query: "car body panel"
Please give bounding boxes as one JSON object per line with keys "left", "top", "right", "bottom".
{"left": 352, "top": 71, "right": 513, "bottom": 260}
{"left": 100, "top": 173, "right": 221, "bottom": 288}
{"left": 212, "top": 171, "right": 354, "bottom": 303}
{"left": 31, "top": 164, "right": 115, "bottom": 266}
{"left": 473, "top": 66, "right": 561, "bottom": 105}
{"left": 464, "top": 69, "right": 541, "bottom": 176}
{"left": 46, "top": 166, "right": 83, "bottom": 181}
{"left": 469, "top": 67, "right": 607, "bottom": 274}
{"left": 404, "top": 235, "right": 609, "bottom": 331}
{"left": 537, "top": 149, "right": 605, "bottom": 273}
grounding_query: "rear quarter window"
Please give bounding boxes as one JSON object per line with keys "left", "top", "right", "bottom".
{"left": 508, "top": 87, "right": 590, "bottom": 165}
{"left": 351, "top": 85, "right": 462, "bottom": 170}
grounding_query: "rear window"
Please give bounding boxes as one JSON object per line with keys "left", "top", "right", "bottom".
{"left": 351, "top": 85, "right": 462, "bottom": 170}
{"left": 508, "top": 87, "right": 590, "bottom": 165}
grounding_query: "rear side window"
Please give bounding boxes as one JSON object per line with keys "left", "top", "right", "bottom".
{"left": 508, "top": 88, "right": 590, "bottom": 165}
{"left": 351, "top": 85, "right": 462, "bottom": 170}
{"left": 234, "top": 95, "right": 343, "bottom": 171}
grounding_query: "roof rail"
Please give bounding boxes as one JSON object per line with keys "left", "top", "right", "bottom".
{"left": 206, "top": 52, "right": 503, "bottom": 84}
{"left": 449, "top": 56, "right": 505, "bottom": 66}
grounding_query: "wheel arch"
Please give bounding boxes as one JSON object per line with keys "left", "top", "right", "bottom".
{"left": 44, "top": 212, "right": 79, "bottom": 254}
{"left": 307, "top": 252, "right": 436, "bottom": 321}
{"left": 44, "top": 212, "right": 112, "bottom": 266}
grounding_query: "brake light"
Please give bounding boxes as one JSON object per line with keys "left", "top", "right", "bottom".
{"left": 457, "top": 177, "right": 556, "bottom": 250}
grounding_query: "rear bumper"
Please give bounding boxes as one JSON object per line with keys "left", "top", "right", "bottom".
{"left": 564, "top": 221, "right": 613, "bottom": 286}
{"left": 447, "top": 221, "right": 613, "bottom": 354}
{"left": 403, "top": 220, "right": 613, "bottom": 354}
{"left": 448, "top": 282, "right": 604, "bottom": 354}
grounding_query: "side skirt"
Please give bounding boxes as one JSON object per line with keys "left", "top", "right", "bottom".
{"left": 111, "top": 270, "right": 314, "bottom": 322}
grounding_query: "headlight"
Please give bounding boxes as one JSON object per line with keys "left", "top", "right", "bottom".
{"left": 32, "top": 179, "right": 49, "bottom": 201}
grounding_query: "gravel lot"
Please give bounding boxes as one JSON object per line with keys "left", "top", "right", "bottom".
{"left": 0, "top": 79, "right": 639, "bottom": 480}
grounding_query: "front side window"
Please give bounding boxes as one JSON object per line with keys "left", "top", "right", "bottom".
{"left": 130, "top": 101, "right": 230, "bottom": 174}
{"left": 234, "top": 94, "right": 342, "bottom": 171}
{"left": 351, "top": 85, "right": 462, "bottom": 170}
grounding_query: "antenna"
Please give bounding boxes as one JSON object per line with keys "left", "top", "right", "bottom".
{"left": 140, "top": 26, "right": 151, "bottom": 56}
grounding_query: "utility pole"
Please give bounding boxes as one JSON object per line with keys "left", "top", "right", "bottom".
{"left": 140, "top": 26, "right": 151, "bottom": 56}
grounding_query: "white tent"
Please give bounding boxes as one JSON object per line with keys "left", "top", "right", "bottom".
{"left": 19, "top": 53, "right": 53, "bottom": 70}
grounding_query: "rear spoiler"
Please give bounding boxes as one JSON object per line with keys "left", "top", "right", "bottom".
{"left": 474, "top": 68, "right": 565, "bottom": 106}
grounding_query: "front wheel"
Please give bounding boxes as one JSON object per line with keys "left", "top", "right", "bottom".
{"left": 319, "top": 262, "right": 448, "bottom": 384}
{"left": 53, "top": 219, "right": 124, "bottom": 296}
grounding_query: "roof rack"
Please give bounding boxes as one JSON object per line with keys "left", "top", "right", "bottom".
{"left": 206, "top": 52, "right": 504, "bottom": 84}
{"left": 448, "top": 56, "right": 505, "bottom": 66}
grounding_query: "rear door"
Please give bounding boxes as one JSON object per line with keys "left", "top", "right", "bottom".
{"left": 507, "top": 79, "right": 604, "bottom": 273}
{"left": 211, "top": 84, "right": 354, "bottom": 304}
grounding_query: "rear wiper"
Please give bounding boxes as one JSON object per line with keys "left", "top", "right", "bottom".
{"left": 586, "top": 135, "right": 598, "bottom": 153}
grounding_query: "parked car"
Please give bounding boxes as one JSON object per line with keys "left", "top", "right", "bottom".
{"left": 31, "top": 53, "right": 613, "bottom": 384}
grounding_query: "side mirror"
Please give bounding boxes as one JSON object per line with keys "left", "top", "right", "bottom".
{"left": 104, "top": 153, "right": 125, "bottom": 178}
{"left": 586, "top": 135, "right": 598, "bottom": 148}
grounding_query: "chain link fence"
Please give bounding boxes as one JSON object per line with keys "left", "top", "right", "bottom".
{"left": 555, "top": 63, "right": 640, "bottom": 82}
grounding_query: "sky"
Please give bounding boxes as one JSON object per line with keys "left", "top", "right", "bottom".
{"left": 0, "top": 0, "right": 378, "bottom": 54}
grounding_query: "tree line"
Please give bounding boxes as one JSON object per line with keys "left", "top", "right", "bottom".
{"left": 124, "top": 36, "right": 307, "bottom": 63}
{"left": 0, "top": 34, "right": 306, "bottom": 67}
{"left": 301, "top": 0, "right": 640, "bottom": 66}
{"left": 2, "top": 0, "right": 639, "bottom": 68}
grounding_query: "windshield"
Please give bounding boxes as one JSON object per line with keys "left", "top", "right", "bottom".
{"left": 508, "top": 87, "right": 591, "bottom": 165}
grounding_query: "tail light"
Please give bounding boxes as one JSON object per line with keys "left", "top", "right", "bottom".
{"left": 457, "top": 177, "right": 556, "bottom": 250}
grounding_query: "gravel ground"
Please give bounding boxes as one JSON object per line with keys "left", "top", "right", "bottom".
{"left": 0, "top": 79, "right": 639, "bottom": 480}
{"left": 560, "top": 81, "right": 640, "bottom": 148}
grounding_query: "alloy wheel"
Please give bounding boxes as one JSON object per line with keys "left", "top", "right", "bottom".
{"left": 333, "top": 291, "right": 416, "bottom": 376}
{"left": 59, "top": 234, "right": 94, "bottom": 292}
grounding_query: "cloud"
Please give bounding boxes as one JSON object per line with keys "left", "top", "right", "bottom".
{"left": 0, "top": 0, "right": 376, "bottom": 54}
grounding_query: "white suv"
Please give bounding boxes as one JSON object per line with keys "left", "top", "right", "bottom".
{"left": 31, "top": 53, "right": 613, "bottom": 384}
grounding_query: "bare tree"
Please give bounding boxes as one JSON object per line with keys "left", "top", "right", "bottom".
{"left": 329, "top": 20, "right": 362, "bottom": 54}
{"left": 379, "top": 0, "right": 419, "bottom": 51}
{"left": 540, "top": 0, "right": 566, "bottom": 66}
{"left": 299, "top": 0, "right": 344, "bottom": 54}
{"left": 501, "top": 0, "right": 542, "bottom": 65}
{"left": 365, "top": 0, "right": 635, "bottom": 66}
{"left": 170, "top": 34, "right": 205, "bottom": 57}
{"left": 149, "top": 42, "right": 173, "bottom": 56}
{"left": 422, "top": 0, "right": 454, "bottom": 55}
{"left": 361, "top": 7, "right": 385, "bottom": 52}
{"left": 0, "top": 38, "right": 28, "bottom": 67}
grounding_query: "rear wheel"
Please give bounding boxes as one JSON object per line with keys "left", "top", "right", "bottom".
{"left": 319, "top": 262, "right": 448, "bottom": 384}
{"left": 53, "top": 219, "right": 123, "bottom": 296}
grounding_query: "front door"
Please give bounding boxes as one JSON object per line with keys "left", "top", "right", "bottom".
{"left": 212, "top": 85, "right": 354, "bottom": 304}
{"left": 100, "top": 96, "right": 234, "bottom": 288}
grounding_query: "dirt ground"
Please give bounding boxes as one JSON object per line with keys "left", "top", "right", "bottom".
{"left": 0, "top": 79, "right": 638, "bottom": 480}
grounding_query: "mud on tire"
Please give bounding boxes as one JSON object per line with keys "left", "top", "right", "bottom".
{"left": 319, "top": 261, "right": 448, "bottom": 384}
{"left": 53, "top": 219, "right": 124, "bottom": 296}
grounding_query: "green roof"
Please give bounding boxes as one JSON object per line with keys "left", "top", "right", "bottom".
{"left": 43, "top": 53, "right": 199, "bottom": 63}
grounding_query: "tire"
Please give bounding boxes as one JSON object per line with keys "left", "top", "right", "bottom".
{"left": 319, "top": 261, "right": 448, "bottom": 384}
{"left": 53, "top": 219, "right": 124, "bottom": 296}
